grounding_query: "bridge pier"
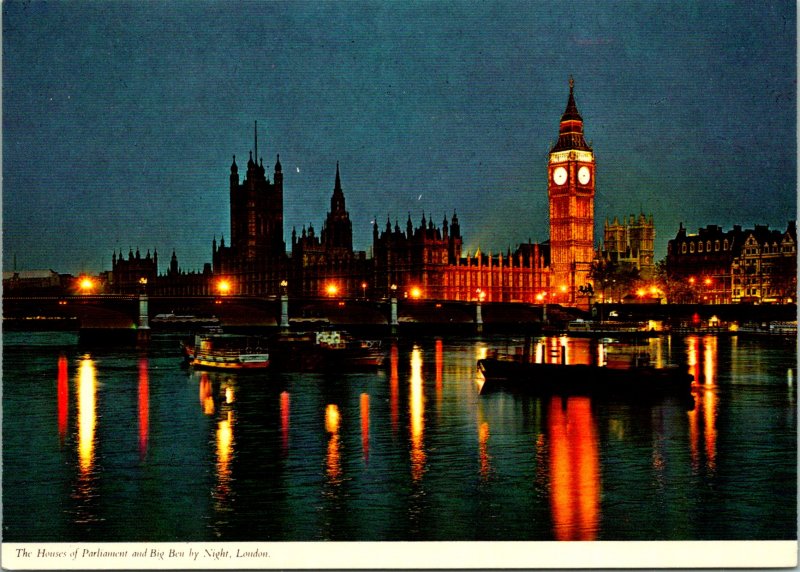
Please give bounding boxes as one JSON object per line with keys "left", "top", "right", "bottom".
{"left": 390, "top": 296, "right": 398, "bottom": 334}
{"left": 280, "top": 293, "right": 289, "bottom": 331}
{"left": 475, "top": 301, "right": 483, "bottom": 333}
{"left": 137, "top": 294, "right": 151, "bottom": 345}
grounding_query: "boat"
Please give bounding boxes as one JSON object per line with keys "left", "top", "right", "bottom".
{"left": 269, "top": 330, "right": 384, "bottom": 371}
{"left": 183, "top": 333, "right": 270, "bottom": 371}
{"left": 478, "top": 341, "right": 693, "bottom": 397}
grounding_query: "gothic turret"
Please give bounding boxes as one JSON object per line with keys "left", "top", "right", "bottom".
{"left": 550, "top": 76, "right": 591, "bottom": 153}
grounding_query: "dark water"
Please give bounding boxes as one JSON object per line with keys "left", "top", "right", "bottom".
{"left": 3, "top": 331, "right": 796, "bottom": 541}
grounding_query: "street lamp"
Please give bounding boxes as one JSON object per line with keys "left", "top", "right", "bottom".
{"left": 361, "top": 281, "right": 368, "bottom": 300}
{"left": 410, "top": 286, "right": 422, "bottom": 300}
{"left": 217, "top": 279, "right": 231, "bottom": 296}
{"left": 326, "top": 283, "right": 339, "bottom": 297}
{"left": 78, "top": 276, "right": 95, "bottom": 294}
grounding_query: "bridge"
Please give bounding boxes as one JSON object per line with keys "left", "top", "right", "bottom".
{"left": 2, "top": 294, "right": 555, "bottom": 333}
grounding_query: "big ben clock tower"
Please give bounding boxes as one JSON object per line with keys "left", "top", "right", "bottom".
{"left": 548, "top": 77, "right": 595, "bottom": 305}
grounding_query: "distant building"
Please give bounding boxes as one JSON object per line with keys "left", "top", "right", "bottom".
{"left": 601, "top": 213, "right": 655, "bottom": 280}
{"left": 110, "top": 248, "right": 158, "bottom": 294}
{"left": 289, "top": 163, "right": 368, "bottom": 298}
{"left": 212, "top": 123, "right": 288, "bottom": 296}
{"left": 3, "top": 269, "right": 63, "bottom": 293}
{"left": 666, "top": 222, "right": 796, "bottom": 303}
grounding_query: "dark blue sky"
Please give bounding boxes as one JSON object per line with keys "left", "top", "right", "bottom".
{"left": 3, "top": 1, "right": 796, "bottom": 274}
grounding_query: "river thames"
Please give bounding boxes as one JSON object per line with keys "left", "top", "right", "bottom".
{"left": 3, "top": 331, "right": 796, "bottom": 542}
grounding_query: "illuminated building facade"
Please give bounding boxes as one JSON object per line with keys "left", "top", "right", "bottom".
{"left": 548, "top": 77, "right": 595, "bottom": 305}
{"left": 601, "top": 213, "right": 655, "bottom": 279}
{"left": 666, "top": 221, "right": 796, "bottom": 303}
{"left": 106, "top": 81, "right": 607, "bottom": 305}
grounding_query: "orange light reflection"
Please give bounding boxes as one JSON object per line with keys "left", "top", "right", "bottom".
{"left": 548, "top": 396, "right": 599, "bottom": 540}
{"left": 138, "top": 357, "right": 149, "bottom": 460}
{"left": 200, "top": 372, "right": 214, "bottom": 415}
{"left": 57, "top": 355, "right": 68, "bottom": 445}
{"left": 390, "top": 343, "right": 399, "bottom": 432}
{"left": 360, "top": 393, "right": 370, "bottom": 463}
{"left": 280, "top": 391, "right": 290, "bottom": 456}
{"left": 478, "top": 422, "right": 490, "bottom": 481}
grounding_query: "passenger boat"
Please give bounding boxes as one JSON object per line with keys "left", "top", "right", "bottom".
{"left": 478, "top": 341, "right": 692, "bottom": 397}
{"left": 183, "top": 333, "right": 270, "bottom": 371}
{"left": 269, "top": 330, "right": 384, "bottom": 371}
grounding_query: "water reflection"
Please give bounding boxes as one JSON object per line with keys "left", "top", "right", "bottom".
{"left": 390, "top": 343, "right": 399, "bottom": 432}
{"left": 215, "top": 410, "right": 234, "bottom": 502}
{"left": 77, "top": 357, "right": 97, "bottom": 476}
{"left": 435, "top": 339, "right": 443, "bottom": 410}
{"left": 200, "top": 372, "right": 214, "bottom": 415}
{"left": 138, "top": 357, "right": 149, "bottom": 460}
{"left": 57, "top": 354, "right": 68, "bottom": 445}
{"left": 360, "top": 393, "right": 370, "bottom": 463}
{"left": 548, "top": 396, "right": 599, "bottom": 540}
{"left": 478, "top": 421, "right": 490, "bottom": 481}
{"left": 325, "top": 404, "right": 342, "bottom": 483}
{"left": 686, "top": 335, "right": 718, "bottom": 474}
{"left": 409, "top": 347, "right": 426, "bottom": 482}
{"left": 280, "top": 391, "right": 290, "bottom": 456}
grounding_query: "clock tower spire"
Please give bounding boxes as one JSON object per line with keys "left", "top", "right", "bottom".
{"left": 548, "top": 77, "right": 595, "bottom": 306}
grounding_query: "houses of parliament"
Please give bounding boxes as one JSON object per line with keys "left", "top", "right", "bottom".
{"left": 110, "top": 80, "right": 651, "bottom": 306}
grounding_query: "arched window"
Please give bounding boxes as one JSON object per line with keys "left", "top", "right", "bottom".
{"left": 715, "top": 240, "right": 720, "bottom": 251}
{"left": 706, "top": 241, "right": 711, "bottom": 252}
{"left": 698, "top": 242, "right": 703, "bottom": 253}
{"left": 682, "top": 243, "right": 687, "bottom": 254}
{"left": 724, "top": 239, "right": 729, "bottom": 250}
{"left": 689, "top": 242, "right": 695, "bottom": 253}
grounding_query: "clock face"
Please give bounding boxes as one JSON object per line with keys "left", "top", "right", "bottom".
{"left": 553, "top": 166, "right": 567, "bottom": 186}
{"left": 578, "top": 166, "right": 591, "bottom": 185}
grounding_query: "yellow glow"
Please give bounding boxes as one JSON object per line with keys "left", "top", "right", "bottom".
{"left": 559, "top": 285, "right": 568, "bottom": 293}
{"left": 649, "top": 286, "right": 658, "bottom": 295}
{"left": 410, "top": 347, "right": 426, "bottom": 481}
{"left": 77, "top": 357, "right": 97, "bottom": 474}
{"left": 636, "top": 289, "right": 645, "bottom": 297}
{"left": 325, "top": 404, "right": 341, "bottom": 481}
{"left": 410, "top": 286, "right": 422, "bottom": 299}
{"left": 225, "top": 386, "right": 234, "bottom": 404}
{"left": 535, "top": 293, "right": 544, "bottom": 302}
{"left": 216, "top": 411, "right": 234, "bottom": 496}
{"left": 79, "top": 277, "right": 95, "bottom": 292}
{"left": 326, "top": 283, "right": 339, "bottom": 296}
{"left": 689, "top": 277, "right": 696, "bottom": 285}
{"left": 217, "top": 279, "right": 231, "bottom": 295}
{"left": 479, "top": 422, "right": 490, "bottom": 481}
{"left": 325, "top": 404, "right": 340, "bottom": 434}
{"left": 704, "top": 278, "right": 712, "bottom": 286}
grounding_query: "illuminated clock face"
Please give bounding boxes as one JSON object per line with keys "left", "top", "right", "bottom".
{"left": 578, "top": 166, "right": 591, "bottom": 185}
{"left": 553, "top": 166, "right": 567, "bottom": 185}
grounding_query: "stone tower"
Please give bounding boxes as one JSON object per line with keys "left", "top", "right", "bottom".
{"left": 548, "top": 77, "right": 595, "bottom": 305}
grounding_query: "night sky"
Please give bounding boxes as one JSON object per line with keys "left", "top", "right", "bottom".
{"left": 3, "top": 1, "right": 796, "bottom": 274}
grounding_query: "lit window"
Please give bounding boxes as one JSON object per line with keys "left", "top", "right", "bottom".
{"left": 706, "top": 241, "right": 711, "bottom": 252}
{"left": 698, "top": 242, "right": 703, "bottom": 253}
{"left": 689, "top": 243, "right": 695, "bottom": 253}
{"left": 681, "top": 243, "right": 687, "bottom": 254}
{"left": 724, "top": 239, "right": 729, "bottom": 250}
{"left": 715, "top": 240, "right": 720, "bottom": 251}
